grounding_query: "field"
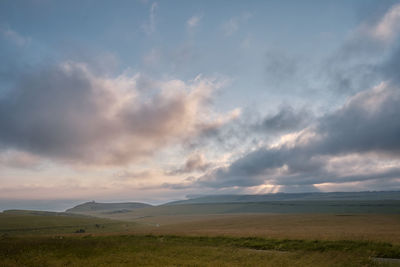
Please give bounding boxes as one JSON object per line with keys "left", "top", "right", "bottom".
{"left": 2, "top": 234, "right": 400, "bottom": 266}
{"left": 0, "top": 210, "right": 138, "bottom": 235}
{"left": 1, "top": 208, "right": 400, "bottom": 266}
{"left": 127, "top": 213, "right": 400, "bottom": 244}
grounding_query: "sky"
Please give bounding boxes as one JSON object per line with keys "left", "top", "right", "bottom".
{"left": 1, "top": 0, "right": 400, "bottom": 211}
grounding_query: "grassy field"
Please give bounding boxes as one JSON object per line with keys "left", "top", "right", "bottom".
{"left": 1, "top": 234, "right": 400, "bottom": 266}
{"left": 127, "top": 213, "right": 400, "bottom": 244}
{"left": 65, "top": 200, "right": 400, "bottom": 245}
{"left": 0, "top": 210, "right": 138, "bottom": 235}
{"left": 1, "top": 209, "right": 400, "bottom": 266}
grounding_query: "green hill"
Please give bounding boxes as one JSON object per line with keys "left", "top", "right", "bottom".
{"left": 72, "top": 200, "right": 400, "bottom": 222}
{"left": 165, "top": 191, "right": 400, "bottom": 205}
{"left": 66, "top": 201, "right": 152, "bottom": 214}
{"left": 64, "top": 192, "right": 400, "bottom": 221}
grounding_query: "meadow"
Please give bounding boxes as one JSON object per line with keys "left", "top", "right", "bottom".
{"left": 0, "top": 210, "right": 138, "bottom": 236}
{"left": 2, "top": 234, "right": 400, "bottom": 266}
{"left": 1, "top": 209, "right": 400, "bottom": 266}
{"left": 128, "top": 213, "right": 400, "bottom": 244}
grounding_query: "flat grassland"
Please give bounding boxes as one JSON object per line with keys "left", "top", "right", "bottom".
{"left": 1, "top": 210, "right": 400, "bottom": 266}
{"left": 2, "top": 234, "right": 400, "bottom": 266}
{"left": 0, "top": 210, "right": 138, "bottom": 235}
{"left": 128, "top": 213, "right": 400, "bottom": 244}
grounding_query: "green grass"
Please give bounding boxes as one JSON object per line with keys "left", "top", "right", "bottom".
{"left": 1, "top": 211, "right": 399, "bottom": 266}
{"left": 1, "top": 234, "right": 399, "bottom": 266}
{"left": 74, "top": 200, "right": 400, "bottom": 222}
{"left": 0, "top": 211, "right": 137, "bottom": 236}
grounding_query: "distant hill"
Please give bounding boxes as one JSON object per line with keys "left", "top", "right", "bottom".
{"left": 165, "top": 191, "right": 400, "bottom": 205}
{"left": 63, "top": 192, "right": 400, "bottom": 220}
{"left": 66, "top": 201, "right": 152, "bottom": 214}
{"left": 68, "top": 200, "right": 400, "bottom": 221}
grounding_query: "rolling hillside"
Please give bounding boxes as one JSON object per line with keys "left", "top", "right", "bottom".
{"left": 63, "top": 192, "right": 400, "bottom": 221}
{"left": 165, "top": 191, "right": 400, "bottom": 205}
{"left": 66, "top": 201, "right": 152, "bottom": 214}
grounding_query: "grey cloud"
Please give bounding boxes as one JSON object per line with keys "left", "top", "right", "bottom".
{"left": 198, "top": 148, "right": 284, "bottom": 188}
{"left": 161, "top": 182, "right": 193, "bottom": 190}
{"left": 323, "top": 59, "right": 379, "bottom": 95}
{"left": 162, "top": 3, "right": 400, "bottom": 192}
{"left": 185, "top": 106, "right": 311, "bottom": 154}
{"left": 315, "top": 85, "right": 400, "bottom": 155}
{"left": 196, "top": 82, "right": 400, "bottom": 189}
{"left": 380, "top": 44, "right": 400, "bottom": 85}
{"left": 276, "top": 184, "right": 320, "bottom": 193}
{"left": 256, "top": 106, "right": 312, "bottom": 134}
{"left": 0, "top": 150, "right": 42, "bottom": 170}
{"left": 114, "top": 170, "right": 153, "bottom": 180}
{"left": 0, "top": 64, "right": 102, "bottom": 161}
{"left": 0, "top": 61, "right": 221, "bottom": 166}
{"left": 321, "top": 4, "right": 400, "bottom": 95}
{"left": 265, "top": 50, "right": 299, "bottom": 88}
{"left": 167, "top": 153, "right": 212, "bottom": 175}
{"left": 353, "top": 177, "right": 400, "bottom": 191}
{"left": 321, "top": 38, "right": 380, "bottom": 95}
{"left": 274, "top": 167, "right": 400, "bottom": 187}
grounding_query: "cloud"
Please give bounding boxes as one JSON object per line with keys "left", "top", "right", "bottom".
{"left": 0, "top": 25, "right": 30, "bottom": 47}
{"left": 0, "top": 61, "right": 232, "bottom": 166}
{"left": 195, "top": 81, "right": 400, "bottom": 189}
{"left": 221, "top": 12, "right": 252, "bottom": 36}
{"left": 194, "top": 3, "right": 400, "bottom": 192}
{"left": 320, "top": 3, "right": 400, "bottom": 95}
{"left": 265, "top": 50, "right": 299, "bottom": 86}
{"left": 114, "top": 170, "right": 154, "bottom": 180}
{"left": 314, "top": 82, "right": 400, "bottom": 155}
{"left": 142, "top": 2, "right": 158, "bottom": 35}
{"left": 184, "top": 105, "right": 310, "bottom": 156}
{"left": 143, "top": 48, "right": 161, "bottom": 66}
{"left": 165, "top": 2, "right": 400, "bottom": 193}
{"left": 380, "top": 44, "right": 400, "bottom": 85}
{"left": 255, "top": 106, "right": 312, "bottom": 134}
{"left": 167, "top": 153, "right": 212, "bottom": 175}
{"left": 316, "top": 177, "right": 400, "bottom": 192}
{"left": 347, "top": 3, "right": 400, "bottom": 48}
{"left": 187, "top": 15, "right": 201, "bottom": 29}
{"left": 368, "top": 3, "right": 400, "bottom": 43}
{"left": 182, "top": 107, "right": 245, "bottom": 151}
{"left": 0, "top": 150, "right": 42, "bottom": 170}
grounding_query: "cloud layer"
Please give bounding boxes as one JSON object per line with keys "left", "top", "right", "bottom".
{"left": 197, "top": 81, "right": 400, "bottom": 190}
{"left": 1, "top": 1, "right": 400, "bottom": 202}
{"left": 0, "top": 61, "right": 229, "bottom": 166}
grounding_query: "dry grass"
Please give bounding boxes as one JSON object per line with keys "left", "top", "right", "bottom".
{"left": 1, "top": 234, "right": 399, "bottom": 266}
{"left": 1, "top": 212, "right": 400, "bottom": 266}
{"left": 127, "top": 213, "right": 400, "bottom": 244}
